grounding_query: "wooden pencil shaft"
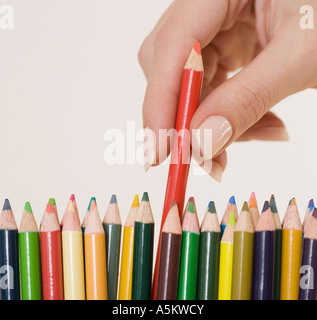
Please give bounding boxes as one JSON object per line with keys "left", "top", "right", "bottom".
{"left": 280, "top": 229, "right": 302, "bottom": 300}
{"left": 298, "top": 238, "right": 317, "bottom": 300}
{"left": 273, "top": 229, "right": 282, "bottom": 300}
{"left": 231, "top": 231, "right": 254, "bottom": 300}
{"left": 0, "top": 229, "right": 20, "bottom": 300}
{"left": 19, "top": 232, "right": 42, "bottom": 300}
{"left": 157, "top": 232, "right": 182, "bottom": 300}
{"left": 197, "top": 231, "right": 220, "bottom": 300}
{"left": 104, "top": 223, "right": 122, "bottom": 300}
{"left": 252, "top": 231, "right": 275, "bottom": 300}
{"left": 178, "top": 231, "right": 200, "bottom": 300}
{"left": 132, "top": 222, "right": 154, "bottom": 300}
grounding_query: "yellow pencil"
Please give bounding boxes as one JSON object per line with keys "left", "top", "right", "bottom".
{"left": 118, "top": 195, "right": 139, "bottom": 300}
{"left": 218, "top": 212, "right": 236, "bottom": 300}
{"left": 61, "top": 197, "right": 85, "bottom": 300}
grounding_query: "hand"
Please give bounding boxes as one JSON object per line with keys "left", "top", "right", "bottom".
{"left": 139, "top": 0, "right": 317, "bottom": 182}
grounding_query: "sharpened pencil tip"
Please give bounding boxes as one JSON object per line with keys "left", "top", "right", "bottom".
{"left": 290, "top": 198, "right": 297, "bottom": 206}
{"left": 24, "top": 202, "right": 32, "bottom": 214}
{"left": 308, "top": 199, "right": 314, "bottom": 208}
{"left": 270, "top": 195, "right": 277, "bottom": 213}
{"left": 208, "top": 201, "right": 217, "bottom": 214}
{"left": 70, "top": 194, "right": 75, "bottom": 202}
{"left": 87, "top": 197, "right": 96, "bottom": 212}
{"left": 46, "top": 203, "right": 54, "bottom": 213}
{"left": 141, "top": 192, "right": 149, "bottom": 202}
{"left": 227, "top": 211, "right": 236, "bottom": 226}
{"left": 3, "top": 199, "right": 11, "bottom": 211}
{"left": 262, "top": 201, "right": 270, "bottom": 213}
{"left": 229, "top": 196, "right": 236, "bottom": 205}
{"left": 249, "top": 192, "right": 257, "bottom": 208}
{"left": 132, "top": 195, "right": 139, "bottom": 208}
{"left": 188, "top": 201, "right": 195, "bottom": 214}
{"left": 110, "top": 194, "right": 117, "bottom": 204}
{"left": 48, "top": 198, "right": 56, "bottom": 206}
{"left": 193, "top": 41, "right": 201, "bottom": 55}
{"left": 242, "top": 201, "right": 249, "bottom": 212}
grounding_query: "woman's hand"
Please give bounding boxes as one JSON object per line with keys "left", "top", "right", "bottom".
{"left": 139, "top": 0, "right": 317, "bottom": 181}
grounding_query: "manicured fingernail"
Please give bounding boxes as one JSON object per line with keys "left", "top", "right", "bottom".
{"left": 210, "top": 161, "right": 223, "bottom": 183}
{"left": 194, "top": 116, "right": 232, "bottom": 160}
{"left": 143, "top": 127, "right": 156, "bottom": 172}
{"left": 249, "top": 127, "right": 289, "bottom": 141}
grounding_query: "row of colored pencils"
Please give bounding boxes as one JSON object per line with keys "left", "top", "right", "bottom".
{"left": 0, "top": 193, "right": 316, "bottom": 300}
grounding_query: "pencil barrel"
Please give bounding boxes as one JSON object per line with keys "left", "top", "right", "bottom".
{"left": 19, "top": 231, "right": 42, "bottom": 300}
{"left": 40, "top": 230, "right": 64, "bottom": 300}
{"left": 62, "top": 231, "right": 85, "bottom": 300}
{"left": 118, "top": 226, "right": 134, "bottom": 300}
{"left": 132, "top": 222, "right": 154, "bottom": 300}
{"left": 0, "top": 229, "right": 20, "bottom": 300}
{"left": 298, "top": 238, "right": 317, "bottom": 300}
{"left": 273, "top": 229, "right": 282, "bottom": 300}
{"left": 218, "top": 242, "right": 234, "bottom": 300}
{"left": 178, "top": 231, "right": 200, "bottom": 300}
{"left": 197, "top": 231, "right": 220, "bottom": 300}
{"left": 280, "top": 229, "right": 302, "bottom": 300}
{"left": 157, "top": 232, "right": 182, "bottom": 300}
{"left": 231, "top": 231, "right": 254, "bottom": 300}
{"left": 84, "top": 233, "right": 108, "bottom": 300}
{"left": 104, "top": 223, "right": 121, "bottom": 300}
{"left": 252, "top": 231, "right": 275, "bottom": 300}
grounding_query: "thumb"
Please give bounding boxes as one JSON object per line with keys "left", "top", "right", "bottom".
{"left": 190, "top": 33, "right": 313, "bottom": 160}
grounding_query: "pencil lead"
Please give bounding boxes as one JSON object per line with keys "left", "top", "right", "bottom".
{"left": 3, "top": 199, "right": 11, "bottom": 211}
{"left": 110, "top": 194, "right": 117, "bottom": 204}
{"left": 48, "top": 198, "right": 56, "bottom": 206}
{"left": 70, "top": 194, "right": 75, "bottom": 202}
{"left": 67, "top": 199, "right": 76, "bottom": 213}
{"left": 46, "top": 203, "right": 54, "bottom": 213}
{"left": 141, "top": 192, "right": 149, "bottom": 202}
{"left": 229, "top": 196, "right": 236, "bottom": 205}
{"left": 24, "top": 202, "right": 33, "bottom": 214}
{"left": 242, "top": 201, "right": 249, "bottom": 212}
{"left": 89, "top": 198, "right": 97, "bottom": 213}
{"left": 132, "top": 194, "right": 139, "bottom": 208}
{"left": 188, "top": 201, "right": 195, "bottom": 214}
{"left": 208, "top": 201, "right": 217, "bottom": 214}
{"left": 308, "top": 199, "right": 314, "bottom": 208}
{"left": 227, "top": 211, "right": 236, "bottom": 226}
{"left": 87, "top": 197, "right": 96, "bottom": 212}
{"left": 290, "top": 198, "right": 297, "bottom": 207}
{"left": 249, "top": 192, "right": 257, "bottom": 208}
{"left": 193, "top": 41, "right": 201, "bottom": 55}
{"left": 270, "top": 195, "right": 277, "bottom": 213}
{"left": 262, "top": 201, "right": 270, "bottom": 213}
{"left": 309, "top": 205, "right": 315, "bottom": 213}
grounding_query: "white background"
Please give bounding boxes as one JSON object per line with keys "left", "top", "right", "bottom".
{"left": 0, "top": 0, "right": 316, "bottom": 252}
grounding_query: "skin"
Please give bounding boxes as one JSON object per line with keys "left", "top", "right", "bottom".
{"left": 139, "top": 0, "right": 317, "bottom": 181}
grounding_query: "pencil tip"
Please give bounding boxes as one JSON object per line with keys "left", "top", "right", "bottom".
{"left": 48, "top": 198, "right": 56, "bottom": 206}
{"left": 308, "top": 199, "right": 314, "bottom": 208}
{"left": 290, "top": 198, "right": 297, "bottom": 206}
{"left": 208, "top": 201, "right": 217, "bottom": 214}
{"left": 141, "top": 192, "right": 149, "bottom": 202}
{"left": 46, "top": 203, "right": 54, "bottom": 213}
{"left": 89, "top": 199, "right": 97, "bottom": 213}
{"left": 193, "top": 41, "right": 201, "bottom": 55}
{"left": 87, "top": 197, "right": 96, "bottom": 212}
{"left": 132, "top": 194, "right": 140, "bottom": 208}
{"left": 270, "top": 195, "right": 277, "bottom": 213}
{"left": 249, "top": 192, "right": 257, "bottom": 208}
{"left": 110, "top": 194, "right": 117, "bottom": 204}
{"left": 70, "top": 194, "right": 75, "bottom": 202}
{"left": 262, "top": 201, "right": 270, "bottom": 213}
{"left": 242, "top": 201, "right": 249, "bottom": 212}
{"left": 227, "top": 211, "right": 236, "bottom": 226}
{"left": 24, "top": 202, "right": 32, "bottom": 214}
{"left": 229, "top": 196, "right": 236, "bottom": 205}
{"left": 3, "top": 199, "right": 11, "bottom": 211}
{"left": 188, "top": 201, "right": 195, "bottom": 214}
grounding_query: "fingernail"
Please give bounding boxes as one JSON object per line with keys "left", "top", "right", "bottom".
{"left": 210, "top": 161, "right": 223, "bottom": 183}
{"left": 194, "top": 116, "right": 232, "bottom": 160}
{"left": 248, "top": 127, "right": 289, "bottom": 141}
{"left": 144, "top": 127, "right": 156, "bottom": 172}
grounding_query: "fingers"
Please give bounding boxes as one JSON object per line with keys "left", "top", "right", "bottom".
{"left": 190, "top": 29, "right": 315, "bottom": 160}
{"left": 141, "top": 0, "right": 229, "bottom": 166}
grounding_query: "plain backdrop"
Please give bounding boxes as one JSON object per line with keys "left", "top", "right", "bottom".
{"left": 0, "top": 1, "right": 316, "bottom": 253}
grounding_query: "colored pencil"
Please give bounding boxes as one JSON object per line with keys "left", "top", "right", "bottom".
{"left": 303, "top": 199, "right": 315, "bottom": 232}
{"left": 197, "top": 201, "right": 221, "bottom": 300}
{"left": 231, "top": 202, "right": 255, "bottom": 300}
{"left": 19, "top": 202, "right": 42, "bottom": 300}
{"left": 84, "top": 198, "right": 108, "bottom": 300}
{"left": 252, "top": 201, "right": 275, "bottom": 300}
{"left": 178, "top": 199, "right": 200, "bottom": 300}
{"left": 270, "top": 194, "right": 282, "bottom": 300}
{"left": 157, "top": 201, "right": 182, "bottom": 300}
{"left": 48, "top": 198, "right": 59, "bottom": 224}
{"left": 81, "top": 197, "right": 96, "bottom": 234}
{"left": 132, "top": 192, "right": 154, "bottom": 300}
{"left": 103, "top": 194, "right": 122, "bottom": 300}
{"left": 218, "top": 211, "right": 236, "bottom": 300}
{"left": 220, "top": 196, "right": 238, "bottom": 236}
{"left": 299, "top": 208, "right": 317, "bottom": 300}
{"left": 152, "top": 41, "right": 204, "bottom": 299}
{"left": 61, "top": 194, "right": 80, "bottom": 230}
{"left": 118, "top": 195, "right": 139, "bottom": 300}
{"left": 249, "top": 192, "right": 260, "bottom": 229}
{"left": 62, "top": 197, "right": 85, "bottom": 300}
{"left": 280, "top": 198, "right": 302, "bottom": 300}
{"left": 0, "top": 199, "right": 20, "bottom": 300}
{"left": 40, "top": 201, "right": 64, "bottom": 300}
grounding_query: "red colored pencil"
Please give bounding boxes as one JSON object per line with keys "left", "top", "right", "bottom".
{"left": 40, "top": 202, "right": 64, "bottom": 300}
{"left": 152, "top": 41, "right": 204, "bottom": 299}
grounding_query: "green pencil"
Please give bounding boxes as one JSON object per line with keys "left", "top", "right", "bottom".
{"left": 178, "top": 199, "right": 200, "bottom": 300}
{"left": 131, "top": 192, "right": 154, "bottom": 300}
{"left": 197, "top": 201, "right": 221, "bottom": 300}
{"left": 103, "top": 195, "right": 122, "bottom": 300}
{"left": 18, "top": 202, "right": 42, "bottom": 300}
